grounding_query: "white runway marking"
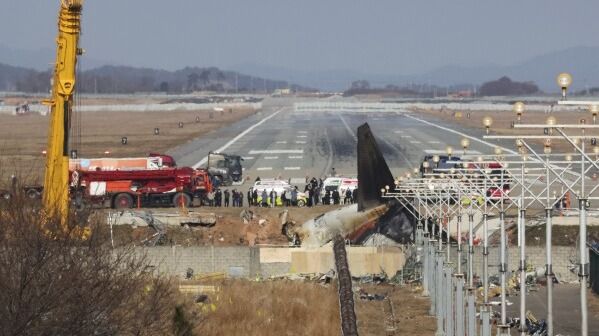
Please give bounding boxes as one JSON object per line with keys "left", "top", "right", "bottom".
{"left": 284, "top": 167, "right": 301, "bottom": 170}
{"left": 404, "top": 115, "right": 517, "bottom": 155}
{"left": 297, "top": 135, "right": 307, "bottom": 138}
{"left": 394, "top": 130, "right": 404, "bottom": 134}
{"left": 295, "top": 141, "right": 307, "bottom": 144}
{"left": 276, "top": 141, "right": 287, "bottom": 144}
{"left": 290, "top": 178, "right": 306, "bottom": 184}
{"left": 410, "top": 140, "right": 422, "bottom": 144}
{"left": 337, "top": 113, "right": 357, "bottom": 141}
{"left": 264, "top": 156, "right": 279, "bottom": 160}
{"left": 400, "top": 135, "right": 412, "bottom": 138}
{"left": 192, "top": 108, "right": 284, "bottom": 168}
{"left": 288, "top": 156, "right": 303, "bottom": 159}
{"left": 297, "top": 131, "right": 308, "bottom": 134}
{"left": 428, "top": 141, "right": 441, "bottom": 144}
{"left": 424, "top": 149, "right": 481, "bottom": 155}
{"left": 242, "top": 156, "right": 255, "bottom": 160}
{"left": 257, "top": 167, "right": 273, "bottom": 171}
{"left": 249, "top": 149, "right": 304, "bottom": 154}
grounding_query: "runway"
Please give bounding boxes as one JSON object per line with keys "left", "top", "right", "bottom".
{"left": 169, "top": 98, "right": 511, "bottom": 186}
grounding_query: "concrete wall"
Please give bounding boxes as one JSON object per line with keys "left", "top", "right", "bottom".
{"left": 139, "top": 245, "right": 406, "bottom": 279}
{"left": 138, "top": 244, "right": 580, "bottom": 282}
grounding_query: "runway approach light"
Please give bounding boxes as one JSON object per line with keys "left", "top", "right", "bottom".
{"left": 591, "top": 105, "right": 599, "bottom": 124}
{"left": 546, "top": 116, "right": 557, "bottom": 126}
{"left": 483, "top": 116, "right": 493, "bottom": 134}
{"left": 556, "top": 72, "right": 572, "bottom": 100}
{"left": 566, "top": 154, "right": 573, "bottom": 162}
{"left": 446, "top": 146, "right": 453, "bottom": 157}
{"left": 513, "top": 101, "right": 525, "bottom": 122}
{"left": 494, "top": 147, "right": 503, "bottom": 156}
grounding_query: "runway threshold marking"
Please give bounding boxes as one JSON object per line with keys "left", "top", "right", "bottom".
{"left": 288, "top": 156, "right": 303, "bottom": 159}
{"left": 276, "top": 141, "right": 287, "bottom": 144}
{"left": 295, "top": 141, "right": 307, "bottom": 144}
{"left": 192, "top": 108, "right": 285, "bottom": 168}
{"left": 409, "top": 140, "right": 422, "bottom": 144}
{"left": 257, "top": 167, "right": 273, "bottom": 171}
{"left": 242, "top": 156, "right": 255, "bottom": 160}
{"left": 284, "top": 167, "right": 301, "bottom": 170}
{"left": 264, "top": 156, "right": 279, "bottom": 160}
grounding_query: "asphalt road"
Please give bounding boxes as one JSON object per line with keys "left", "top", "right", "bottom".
{"left": 169, "top": 97, "right": 511, "bottom": 187}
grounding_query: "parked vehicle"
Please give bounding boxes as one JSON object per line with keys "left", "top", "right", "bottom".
{"left": 207, "top": 151, "right": 243, "bottom": 186}
{"left": 69, "top": 153, "right": 176, "bottom": 172}
{"left": 320, "top": 177, "right": 358, "bottom": 198}
{"left": 74, "top": 167, "right": 212, "bottom": 208}
{"left": 250, "top": 179, "right": 308, "bottom": 207}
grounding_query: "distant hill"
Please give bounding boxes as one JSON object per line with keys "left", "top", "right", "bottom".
{"left": 235, "top": 46, "right": 599, "bottom": 92}
{"left": 0, "top": 63, "right": 308, "bottom": 94}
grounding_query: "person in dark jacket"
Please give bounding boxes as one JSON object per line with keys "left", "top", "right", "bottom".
{"left": 352, "top": 188, "right": 358, "bottom": 204}
{"left": 332, "top": 190, "right": 340, "bottom": 205}
{"left": 253, "top": 189, "right": 259, "bottom": 206}
{"left": 215, "top": 189, "right": 222, "bottom": 207}
{"left": 247, "top": 189, "right": 253, "bottom": 206}
{"left": 344, "top": 189, "right": 352, "bottom": 204}
{"left": 324, "top": 190, "right": 331, "bottom": 205}
{"left": 261, "top": 190, "right": 268, "bottom": 207}
{"left": 224, "top": 189, "right": 230, "bottom": 207}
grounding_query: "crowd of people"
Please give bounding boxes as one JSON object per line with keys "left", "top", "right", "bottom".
{"left": 202, "top": 177, "right": 358, "bottom": 208}
{"left": 205, "top": 189, "right": 245, "bottom": 207}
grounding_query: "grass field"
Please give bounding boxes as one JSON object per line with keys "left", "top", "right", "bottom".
{"left": 0, "top": 106, "right": 256, "bottom": 183}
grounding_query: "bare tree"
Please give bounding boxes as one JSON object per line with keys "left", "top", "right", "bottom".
{"left": 0, "top": 190, "right": 187, "bottom": 336}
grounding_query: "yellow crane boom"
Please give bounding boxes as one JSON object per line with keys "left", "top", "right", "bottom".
{"left": 42, "top": 0, "right": 83, "bottom": 222}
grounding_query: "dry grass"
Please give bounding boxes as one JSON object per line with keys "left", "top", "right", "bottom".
{"left": 355, "top": 284, "right": 435, "bottom": 336}
{"left": 0, "top": 107, "right": 256, "bottom": 181}
{"left": 192, "top": 280, "right": 341, "bottom": 336}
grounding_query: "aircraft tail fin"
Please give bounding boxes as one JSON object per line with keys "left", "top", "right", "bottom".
{"left": 357, "top": 123, "right": 394, "bottom": 211}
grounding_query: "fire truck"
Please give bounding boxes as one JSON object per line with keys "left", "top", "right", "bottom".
{"left": 73, "top": 167, "right": 212, "bottom": 209}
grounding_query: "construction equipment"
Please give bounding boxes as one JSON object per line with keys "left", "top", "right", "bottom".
{"left": 74, "top": 167, "right": 213, "bottom": 208}
{"left": 42, "top": 0, "right": 83, "bottom": 223}
{"left": 207, "top": 151, "right": 243, "bottom": 186}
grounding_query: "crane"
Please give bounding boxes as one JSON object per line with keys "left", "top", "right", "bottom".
{"left": 42, "top": 0, "right": 83, "bottom": 224}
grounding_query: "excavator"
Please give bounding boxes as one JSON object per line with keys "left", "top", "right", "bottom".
{"left": 42, "top": 0, "right": 83, "bottom": 226}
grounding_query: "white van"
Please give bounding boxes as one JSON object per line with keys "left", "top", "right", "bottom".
{"left": 320, "top": 177, "right": 358, "bottom": 198}
{"left": 250, "top": 179, "right": 308, "bottom": 206}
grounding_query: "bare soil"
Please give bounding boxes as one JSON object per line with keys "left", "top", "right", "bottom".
{"left": 110, "top": 205, "right": 342, "bottom": 247}
{"left": 0, "top": 106, "right": 257, "bottom": 182}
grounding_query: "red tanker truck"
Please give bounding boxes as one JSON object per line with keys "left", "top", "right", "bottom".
{"left": 73, "top": 167, "right": 212, "bottom": 209}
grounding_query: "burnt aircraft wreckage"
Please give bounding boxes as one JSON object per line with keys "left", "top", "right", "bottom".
{"left": 289, "top": 123, "right": 416, "bottom": 247}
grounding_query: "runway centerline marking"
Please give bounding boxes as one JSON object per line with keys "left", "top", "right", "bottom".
{"left": 264, "top": 156, "right": 279, "bottom": 160}
{"left": 410, "top": 140, "right": 422, "bottom": 144}
{"left": 288, "top": 156, "right": 303, "bottom": 159}
{"left": 276, "top": 141, "right": 287, "bottom": 144}
{"left": 192, "top": 107, "right": 285, "bottom": 168}
{"left": 242, "top": 156, "right": 255, "bottom": 160}
{"left": 295, "top": 141, "right": 307, "bottom": 144}
{"left": 336, "top": 113, "right": 357, "bottom": 141}
{"left": 284, "top": 167, "right": 301, "bottom": 170}
{"left": 256, "top": 167, "right": 273, "bottom": 171}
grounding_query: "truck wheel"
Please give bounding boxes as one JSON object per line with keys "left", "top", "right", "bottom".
{"left": 114, "top": 193, "right": 134, "bottom": 209}
{"left": 173, "top": 193, "right": 192, "bottom": 208}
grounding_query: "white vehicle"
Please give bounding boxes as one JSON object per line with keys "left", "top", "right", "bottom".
{"left": 320, "top": 177, "right": 358, "bottom": 198}
{"left": 250, "top": 179, "right": 307, "bottom": 206}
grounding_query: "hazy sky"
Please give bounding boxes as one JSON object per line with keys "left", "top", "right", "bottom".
{"left": 2, "top": 0, "right": 599, "bottom": 74}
